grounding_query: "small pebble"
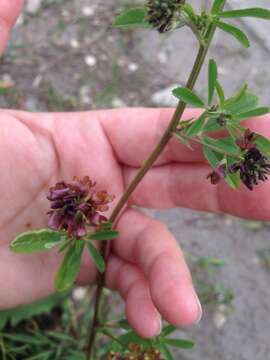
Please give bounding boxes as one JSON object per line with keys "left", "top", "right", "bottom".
{"left": 112, "top": 97, "right": 127, "bottom": 108}
{"left": 80, "top": 85, "right": 92, "bottom": 105}
{"left": 128, "top": 62, "right": 139, "bottom": 72}
{"left": 213, "top": 305, "right": 228, "bottom": 329}
{"left": 73, "top": 287, "right": 88, "bottom": 301}
{"left": 82, "top": 6, "right": 95, "bottom": 17}
{"left": 26, "top": 0, "right": 42, "bottom": 14}
{"left": 70, "top": 38, "right": 80, "bottom": 49}
{"left": 84, "top": 55, "right": 97, "bottom": 67}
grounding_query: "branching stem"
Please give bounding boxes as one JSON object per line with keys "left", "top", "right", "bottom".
{"left": 86, "top": 3, "right": 226, "bottom": 358}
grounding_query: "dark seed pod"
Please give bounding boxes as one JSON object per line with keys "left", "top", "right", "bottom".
{"left": 216, "top": 114, "right": 227, "bottom": 127}
{"left": 145, "top": 0, "right": 185, "bottom": 33}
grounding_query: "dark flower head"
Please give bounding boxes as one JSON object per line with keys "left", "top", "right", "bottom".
{"left": 207, "top": 165, "right": 226, "bottom": 185}
{"left": 145, "top": 0, "right": 185, "bottom": 33}
{"left": 229, "top": 147, "right": 270, "bottom": 190}
{"left": 47, "top": 176, "right": 115, "bottom": 238}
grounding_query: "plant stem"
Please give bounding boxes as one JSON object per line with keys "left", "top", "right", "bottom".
{"left": 181, "top": 135, "right": 242, "bottom": 160}
{"left": 86, "top": 5, "right": 226, "bottom": 358}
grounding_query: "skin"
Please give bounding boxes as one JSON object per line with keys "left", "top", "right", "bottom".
{"left": 1, "top": 0, "right": 270, "bottom": 339}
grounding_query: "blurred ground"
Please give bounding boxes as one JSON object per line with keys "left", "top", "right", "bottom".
{"left": 1, "top": 0, "right": 270, "bottom": 359}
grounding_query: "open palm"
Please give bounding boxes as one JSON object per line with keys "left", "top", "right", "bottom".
{"left": 1, "top": 0, "right": 270, "bottom": 339}
{"left": 1, "top": 109, "right": 270, "bottom": 339}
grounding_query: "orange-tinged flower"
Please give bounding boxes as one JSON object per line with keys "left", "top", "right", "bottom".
{"left": 47, "top": 176, "right": 114, "bottom": 238}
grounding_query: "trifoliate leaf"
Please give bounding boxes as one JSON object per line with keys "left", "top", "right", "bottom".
{"left": 10, "top": 229, "right": 66, "bottom": 254}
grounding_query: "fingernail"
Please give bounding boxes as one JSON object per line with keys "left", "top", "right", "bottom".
{"left": 192, "top": 287, "right": 202, "bottom": 324}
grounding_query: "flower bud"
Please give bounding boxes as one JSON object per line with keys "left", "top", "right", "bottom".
{"left": 145, "top": 0, "right": 185, "bottom": 33}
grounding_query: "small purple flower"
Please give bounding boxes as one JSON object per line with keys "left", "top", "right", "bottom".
{"left": 235, "top": 129, "right": 258, "bottom": 151}
{"left": 207, "top": 165, "right": 226, "bottom": 185}
{"left": 47, "top": 177, "right": 115, "bottom": 239}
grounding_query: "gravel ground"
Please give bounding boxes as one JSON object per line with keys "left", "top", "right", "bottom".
{"left": 1, "top": 1, "right": 270, "bottom": 359}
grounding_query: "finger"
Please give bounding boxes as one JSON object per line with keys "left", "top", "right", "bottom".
{"left": 100, "top": 108, "right": 270, "bottom": 167}
{"left": 100, "top": 108, "right": 203, "bottom": 166}
{"left": 124, "top": 162, "right": 270, "bottom": 220}
{"left": 0, "top": 0, "right": 24, "bottom": 54}
{"left": 106, "top": 256, "right": 161, "bottom": 338}
{"left": 113, "top": 209, "right": 202, "bottom": 327}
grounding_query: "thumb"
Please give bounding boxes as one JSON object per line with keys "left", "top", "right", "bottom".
{"left": 0, "top": 0, "right": 24, "bottom": 54}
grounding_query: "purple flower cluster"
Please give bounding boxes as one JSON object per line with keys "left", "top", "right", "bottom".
{"left": 207, "top": 129, "right": 270, "bottom": 190}
{"left": 47, "top": 177, "right": 115, "bottom": 238}
{"left": 229, "top": 147, "right": 270, "bottom": 190}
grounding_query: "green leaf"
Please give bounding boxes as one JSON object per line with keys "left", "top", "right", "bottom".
{"left": 0, "top": 315, "right": 7, "bottom": 330}
{"left": 208, "top": 59, "right": 218, "bottom": 105}
{"left": 160, "top": 343, "right": 174, "bottom": 360}
{"left": 162, "top": 324, "right": 177, "bottom": 337}
{"left": 211, "top": 0, "right": 226, "bottom": 14}
{"left": 174, "top": 132, "right": 193, "bottom": 149}
{"left": 215, "top": 20, "right": 250, "bottom": 48}
{"left": 100, "top": 221, "right": 113, "bottom": 231}
{"left": 183, "top": 4, "right": 197, "bottom": 22}
{"left": 88, "top": 230, "right": 119, "bottom": 241}
{"left": 118, "top": 330, "right": 151, "bottom": 348}
{"left": 26, "top": 351, "right": 54, "bottom": 360}
{"left": 203, "top": 146, "right": 223, "bottom": 168}
{"left": 224, "top": 87, "right": 259, "bottom": 115}
{"left": 225, "top": 170, "right": 240, "bottom": 189}
{"left": 223, "top": 83, "right": 248, "bottom": 108}
{"left": 87, "top": 241, "right": 105, "bottom": 273}
{"left": 113, "top": 7, "right": 148, "bottom": 28}
{"left": 232, "top": 107, "right": 269, "bottom": 121}
{"left": 115, "top": 319, "right": 132, "bottom": 330}
{"left": 163, "top": 338, "right": 194, "bottom": 349}
{"left": 172, "top": 87, "right": 205, "bottom": 107}
{"left": 203, "top": 114, "right": 226, "bottom": 133}
{"left": 0, "top": 292, "right": 68, "bottom": 330}
{"left": 227, "top": 124, "right": 240, "bottom": 138}
{"left": 255, "top": 135, "right": 270, "bottom": 157}
{"left": 3, "top": 333, "right": 45, "bottom": 345}
{"left": 55, "top": 240, "right": 84, "bottom": 292}
{"left": 219, "top": 8, "right": 270, "bottom": 20}
{"left": 10, "top": 229, "right": 65, "bottom": 254}
{"left": 225, "top": 157, "right": 241, "bottom": 189}
{"left": 197, "top": 256, "right": 226, "bottom": 268}
{"left": 185, "top": 112, "right": 208, "bottom": 138}
{"left": 203, "top": 136, "right": 240, "bottom": 156}
{"left": 216, "top": 80, "right": 225, "bottom": 106}
{"left": 65, "top": 353, "right": 86, "bottom": 360}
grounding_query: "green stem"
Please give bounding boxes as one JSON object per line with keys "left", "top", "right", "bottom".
{"left": 181, "top": 135, "right": 242, "bottom": 160}
{"left": 86, "top": 4, "right": 226, "bottom": 358}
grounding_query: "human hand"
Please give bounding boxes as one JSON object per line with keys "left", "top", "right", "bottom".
{"left": 0, "top": 0, "right": 24, "bottom": 54}
{"left": 1, "top": 109, "right": 270, "bottom": 338}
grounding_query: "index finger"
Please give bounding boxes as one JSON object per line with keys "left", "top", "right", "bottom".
{"left": 100, "top": 108, "right": 203, "bottom": 166}
{"left": 100, "top": 108, "right": 270, "bottom": 167}
{"left": 0, "top": 0, "right": 24, "bottom": 54}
